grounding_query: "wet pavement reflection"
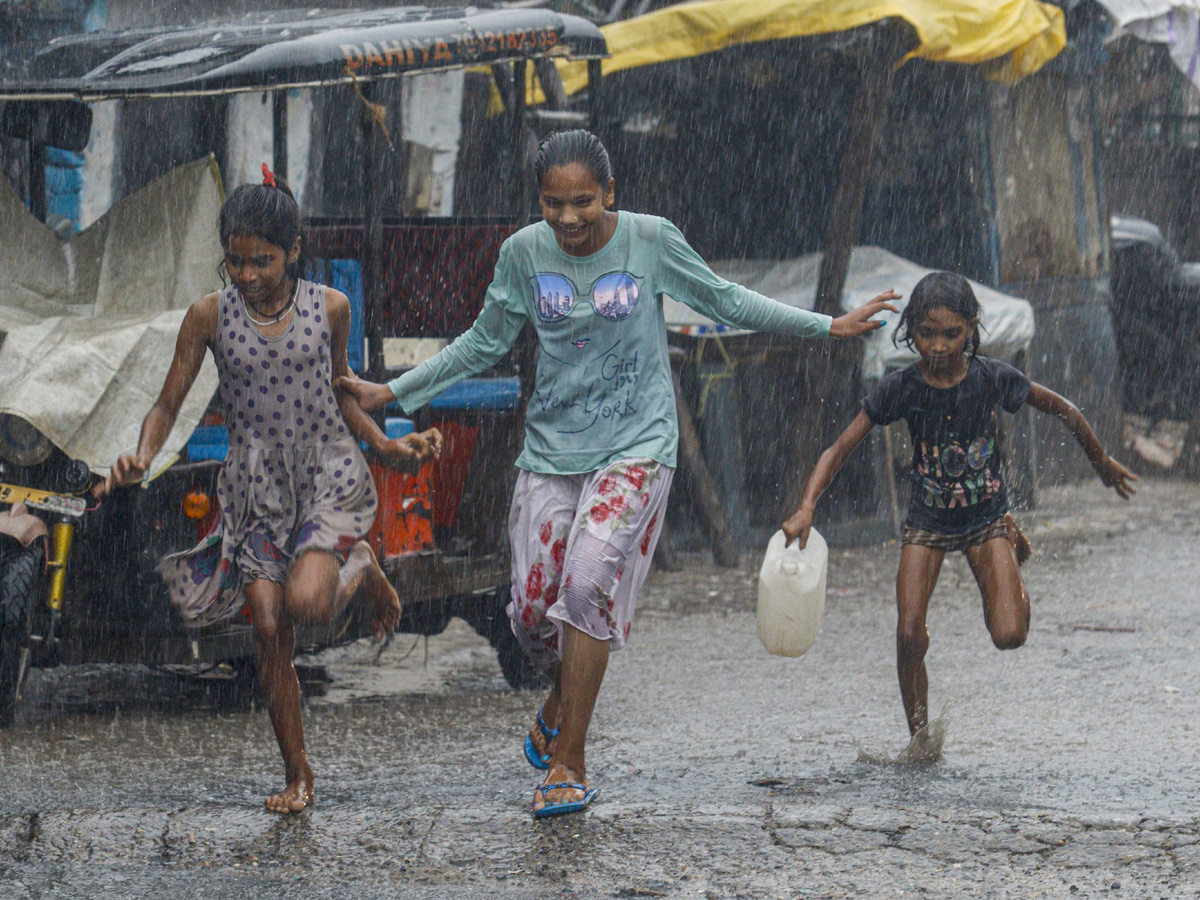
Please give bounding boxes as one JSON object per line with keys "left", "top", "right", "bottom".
{"left": 2, "top": 478, "right": 1199, "bottom": 899}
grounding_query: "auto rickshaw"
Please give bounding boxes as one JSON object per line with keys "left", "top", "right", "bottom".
{"left": 0, "top": 5, "right": 609, "bottom": 723}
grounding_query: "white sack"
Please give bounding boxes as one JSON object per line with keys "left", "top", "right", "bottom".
{"left": 663, "top": 245, "right": 1035, "bottom": 381}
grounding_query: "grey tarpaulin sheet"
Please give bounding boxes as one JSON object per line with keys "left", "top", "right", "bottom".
{"left": 663, "top": 245, "right": 1035, "bottom": 379}
{"left": 0, "top": 156, "right": 222, "bottom": 475}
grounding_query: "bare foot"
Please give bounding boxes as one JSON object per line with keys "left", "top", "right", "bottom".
{"left": 532, "top": 761, "right": 590, "bottom": 815}
{"left": 352, "top": 541, "right": 401, "bottom": 638}
{"left": 265, "top": 768, "right": 314, "bottom": 814}
{"left": 897, "top": 719, "right": 946, "bottom": 766}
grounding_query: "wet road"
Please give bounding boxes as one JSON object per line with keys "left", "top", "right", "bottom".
{"left": 2, "top": 477, "right": 1199, "bottom": 899}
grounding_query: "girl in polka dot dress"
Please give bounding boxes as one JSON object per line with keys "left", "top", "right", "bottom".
{"left": 97, "top": 167, "right": 440, "bottom": 813}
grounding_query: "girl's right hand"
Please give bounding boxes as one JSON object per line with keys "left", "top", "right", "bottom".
{"left": 93, "top": 453, "right": 150, "bottom": 498}
{"left": 782, "top": 503, "right": 815, "bottom": 548}
{"left": 333, "top": 375, "right": 394, "bottom": 412}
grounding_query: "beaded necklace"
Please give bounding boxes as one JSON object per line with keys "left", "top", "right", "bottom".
{"left": 241, "top": 278, "right": 298, "bottom": 326}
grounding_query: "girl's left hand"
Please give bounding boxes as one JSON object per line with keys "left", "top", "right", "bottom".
{"left": 1096, "top": 454, "right": 1138, "bottom": 500}
{"left": 829, "top": 290, "right": 901, "bottom": 339}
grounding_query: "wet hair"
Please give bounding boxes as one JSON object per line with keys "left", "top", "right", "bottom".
{"left": 534, "top": 129, "right": 612, "bottom": 189}
{"left": 893, "top": 271, "right": 983, "bottom": 357}
{"left": 217, "top": 178, "right": 307, "bottom": 282}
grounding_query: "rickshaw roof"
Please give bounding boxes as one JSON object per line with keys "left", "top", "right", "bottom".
{"left": 0, "top": 5, "right": 608, "bottom": 101}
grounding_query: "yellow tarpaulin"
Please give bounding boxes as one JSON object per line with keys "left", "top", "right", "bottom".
{"left": 552, "top": 0, "right": 1066, "bottom": 97}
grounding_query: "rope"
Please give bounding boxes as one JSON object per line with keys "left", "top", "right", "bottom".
{"left": 346, "top": 67, "right": 396, "bottom": 151}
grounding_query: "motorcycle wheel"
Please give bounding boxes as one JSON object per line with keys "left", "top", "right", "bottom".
{"left": 0, "top": 536, "right": 43, "bottom": 728}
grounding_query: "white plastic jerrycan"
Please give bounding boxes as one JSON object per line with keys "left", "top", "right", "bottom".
{"left": 756, "top": 527, "right": 828, "bottom": 657}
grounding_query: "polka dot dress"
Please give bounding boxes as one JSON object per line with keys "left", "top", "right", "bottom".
{"left": 157, "top": 281, "right": 377, "bottom": 627}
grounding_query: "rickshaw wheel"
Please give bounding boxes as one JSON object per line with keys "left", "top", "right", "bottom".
{"left": 0, "top": 536, "right": 43, "bottom": 728}
{"left": 468, "top": 585, "right": 548, "bottom": 690}
{"left": 493, "top": 623, "right": 549, "bottom": 691}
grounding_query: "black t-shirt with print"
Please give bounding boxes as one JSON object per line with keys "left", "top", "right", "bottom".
{"left": 863, "top": 356, "right": 1032, "bottom": 535}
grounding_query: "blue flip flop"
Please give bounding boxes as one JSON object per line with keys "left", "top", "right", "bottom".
{"left": 523, "top": 706, "right": 559, "bottom": 771}
{"left": 532, "top": 782, "right": 599, "bottom": 819}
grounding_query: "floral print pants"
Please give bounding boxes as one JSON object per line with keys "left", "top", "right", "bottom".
{"left": 506, "top": 458, "right": 674, "bottom": 669}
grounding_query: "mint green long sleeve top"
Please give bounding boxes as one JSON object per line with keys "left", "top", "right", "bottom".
{"left": 387, "top": 212, "right": 832, "bottom": 474}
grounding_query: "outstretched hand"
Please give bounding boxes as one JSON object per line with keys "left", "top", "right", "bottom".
{"left": 828, "top": 290, "right": 901, "bottom": 339}
{"left": 333, "top": 374, "right": 394, "bottom": 412}
{"left": 93, "top": 452, "right": 150, "bottom": 498}
{"left": 781, "top": 502, "right": 815, "bottom": 549}
{"left": 1096, "top": 454, "right": 1137, "bottom": 500}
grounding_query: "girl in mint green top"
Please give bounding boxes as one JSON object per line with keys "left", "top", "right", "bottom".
{"left": 386, "top": 207, "right": 832, "bottom": 474}
{"left": 338, "top": 130, "right": 897, "bottom": 821}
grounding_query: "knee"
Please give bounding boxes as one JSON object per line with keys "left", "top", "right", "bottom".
{"left": 987, "top": 588, "right": 1030, "bottom": 650}
{"left": 990, "top": 624, "right": 1027, "bottom": 651}
{"left": 896, "top": 620, "right": 929, "bottom": 661}
{"left": 284, "top": 584, "right": 330, "bottom": 626}
{"left": 252, "top": 608, "right": 286, "bottom": 653}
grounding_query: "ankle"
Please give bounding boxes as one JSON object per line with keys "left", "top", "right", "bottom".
{"left": 286, "top": 758, "right": 314, "bottom": 783}
{"left": 548, "top": 754, "right": 585, "bottom": 781}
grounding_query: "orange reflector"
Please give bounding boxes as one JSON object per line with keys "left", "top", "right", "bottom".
{"left": 184, "top": 491, "right": 211, "bottom": 519}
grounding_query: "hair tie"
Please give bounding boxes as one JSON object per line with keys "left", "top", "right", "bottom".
{"left": 261, "top": 163, "right": 276, "bottom": 187}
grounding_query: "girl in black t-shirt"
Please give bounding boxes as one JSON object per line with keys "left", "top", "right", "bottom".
{"left": 782, "top": 271, "right": 1136, "bottom": 748}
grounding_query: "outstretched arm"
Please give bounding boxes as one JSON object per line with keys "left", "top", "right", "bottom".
{"left": 95, "top": 295, "right": 216, "bottom": 496}
{"left": 656, "top": 218, "right": 899, "bottom": 339}
{"left": 782, "top": 411, "right": 876, "bottom": 547}
{"left": 1025, "top": 383, "right": 1137, "bottom": 499}
{"left": 345, "top": 240, "right": 527, "bottom": 415}
{"left": 327, "top": 290, "right": 441, "bottom": 468}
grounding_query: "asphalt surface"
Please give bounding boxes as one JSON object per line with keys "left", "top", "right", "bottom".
{"left": 1, "top": 477, "right": 1198, "bottom": 899}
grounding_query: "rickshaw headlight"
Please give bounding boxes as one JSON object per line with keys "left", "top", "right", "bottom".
{"left": 0, "top": 414, "right": 53, "bottom": 467}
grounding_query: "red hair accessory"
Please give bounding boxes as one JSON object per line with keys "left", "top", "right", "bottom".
{"left": 261, "top": 163, "right": 276, "bottom": 187}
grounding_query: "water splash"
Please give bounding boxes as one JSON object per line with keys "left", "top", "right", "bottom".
{"left": 855, "top": 708, "right": 949, "bottom": 766}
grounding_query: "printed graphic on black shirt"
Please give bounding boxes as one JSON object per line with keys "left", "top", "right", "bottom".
{"left": 914, "top": 414, "right": 1004, "bottom": 512}
{"left": 863, "top": 357, "right": 1032, "bottom": 535}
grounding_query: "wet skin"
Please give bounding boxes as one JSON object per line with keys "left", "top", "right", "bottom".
{"left": 537, "top": 163, "right": 618, "bottom": 257}
{"left": 896, "top": 536, "right": 1030, "bottom": 736}
{"left": 529, "top": 626, "right": 608, "bottom": 815}
{"left": 783, "top": 303, "right": 1137, "bottom": 740}
{"left": 249, "top": 541, "right": 401, "bottom": 813}
{"left": 96, "top": 229, "right": 436, "bottom": 813}
{"left": 0, "top": 502, "right": 49, "bottom": 547}
{"left": 224, "top": 234, "right": 299, "bottom": 321}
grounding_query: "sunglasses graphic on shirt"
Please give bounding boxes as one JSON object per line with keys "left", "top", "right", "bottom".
{"left": 534, "top": 272, "right": 641, "bottom": 322}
